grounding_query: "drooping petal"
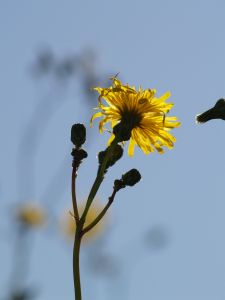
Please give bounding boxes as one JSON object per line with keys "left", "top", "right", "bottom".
{"left": 107, "top": 133, "right": 116, "bottom": 146}
{"left": 128, "top": 138, "right": 136, "bottom": 156}
{"left": 99, "top": 117, "right": 110, "bottom": 133}
{"left": 90, "top": 112, "right": 103, "bottom": 127}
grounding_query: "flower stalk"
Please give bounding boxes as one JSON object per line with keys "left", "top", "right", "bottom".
{"left": 72, "top": 134, "right": 120, "bottom": 300}
{"left": 73, "top": 227, "right": 82, "bottom": 300}
{"left": 80, "top": 136, "right": 119, "bottom": 224}
{"left": 71, "top": 166, "right": 79, "bottom": 224}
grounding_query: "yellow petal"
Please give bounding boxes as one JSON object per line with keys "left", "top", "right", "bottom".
{"left": 107, "top": 134, "right": 115, "bottom": 146}
{"left": 90, "top": 112, "right": 103, "bottom": 127}
{"left": 128, "top": 139, "right": 136, "bottom": 156}
{"left": 157, "top": 91, "right": 171, "bottom": 102}
{"left": 99, "top": 117, "right": 110, "bottom": 133}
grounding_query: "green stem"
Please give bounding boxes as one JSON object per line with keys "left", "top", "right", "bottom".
{"left": 72, "top": 135, "right": 119, "bottom": 300}
{"left": 72, "top": 166, "right": 79, "bottom": 223}
{"left": 73, "top": 229, "right": 82, "bottom": 300}
{"left": 80, "top": 137, "right": 119, "bottom": 223}
{"left": 83, "top": 189, "right": 117, "bottom": 234}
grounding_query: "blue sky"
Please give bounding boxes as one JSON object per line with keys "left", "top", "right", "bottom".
{"left": 1, "top": 0, "right": 225, "bottom": 299}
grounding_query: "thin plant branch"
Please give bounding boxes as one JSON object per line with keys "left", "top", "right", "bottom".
{"left": 72, "top": 166, "right": 79, "bottom": 223}
{"left": 82, "top": 189, "right": 117, "bottom": 235}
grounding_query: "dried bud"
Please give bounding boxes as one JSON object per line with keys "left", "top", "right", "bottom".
{"left": 98, "top": 144, "right": 123, "bottom": 168}
{"left": 71, "top": 123, "right": 86, "bottom": 148}
{"left": 122, "top": 169, "right": 141, "bottom": 187}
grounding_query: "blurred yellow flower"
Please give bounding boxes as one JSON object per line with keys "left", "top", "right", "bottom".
{"left": 61, "top": 202, "right": 106, "bottom": 243}
{"left": 16, "top": 203, "right": 46, "bottom": 228}
{"left": 91, "top": 77, "right": 180, "bottom": 156}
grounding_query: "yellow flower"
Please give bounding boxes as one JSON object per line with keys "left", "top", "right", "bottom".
{"left": 91, "top": 77, "right": 180, "bottom": 156}
{"left": 61, "top": 202, "right": 106, "bottom": 243}
{"left": 16, "top": 203, "right": 46, "bottom": 228}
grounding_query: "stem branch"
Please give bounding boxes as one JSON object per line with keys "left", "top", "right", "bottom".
{"left": 83, "top": 189, "right": 117, "bottom": 234}
{"left": 80, "top": 137, "right": 119, "bottom": 223}
{"left": 72, "top": 135, "right": 119, "bottom": 300}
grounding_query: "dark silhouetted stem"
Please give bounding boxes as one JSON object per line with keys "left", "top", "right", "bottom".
{"left": 83, "top": 189, "right": 116, "bottom": 234}
{"left": 72, "top": 135, "right": 120, "bottom": 300}
{"left": 73, "top": 229, "right": 82, "bottom": 300}
{"left": 72, "top": 167, "right": 79, "bottom": 223}
{"left": 80, "top": 137, "right": 119, "bottom": 223}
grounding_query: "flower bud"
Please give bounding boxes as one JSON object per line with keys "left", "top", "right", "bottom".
{"left": 71, "top": 123, "right": 86, "bottom": 148}
{"left": 98, "top": 144, "right": 123, "bottom": 168}
{"left": 113, "top": 122, "right": 131, "bottom": 142}
{"left": 122, "top": 169, "right": 141, "bottom": 187}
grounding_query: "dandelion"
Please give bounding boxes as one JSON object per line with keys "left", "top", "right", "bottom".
{"left": 91, "top": 77, "right": 180, "bottom": 156}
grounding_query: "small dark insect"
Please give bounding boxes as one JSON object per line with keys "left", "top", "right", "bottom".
{"left": 196, "top": 98, "right": 225, "bottom": 123}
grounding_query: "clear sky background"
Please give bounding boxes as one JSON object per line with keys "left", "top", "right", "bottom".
{"left": 1, "top": 1, "right": 225, "bottom": 300}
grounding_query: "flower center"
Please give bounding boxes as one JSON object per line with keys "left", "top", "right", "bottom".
{"left": 120, "top": 108, "right": 142, "bottom": 131}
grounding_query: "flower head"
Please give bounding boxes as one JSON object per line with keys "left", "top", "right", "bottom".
{"left": 61, "top": 202, "right": 107, "bottom": 243}
{"left": 91, "top": 78, "right": 180, "bottom": 156}
{"left": 16, "top": 202, "right": 46, "bottom": 228}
